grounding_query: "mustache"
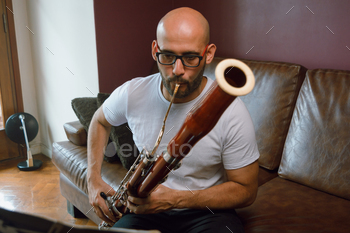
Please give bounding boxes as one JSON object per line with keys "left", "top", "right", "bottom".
{"left": 167, "top": 76, "right": 189, "bottom": 84}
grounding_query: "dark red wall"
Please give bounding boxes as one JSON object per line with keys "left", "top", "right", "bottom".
{"left": 94, "top": 0, "right": 173, "bottom": 93}
{"left": 94, "top": 0, "right": 350, "bottom": 93}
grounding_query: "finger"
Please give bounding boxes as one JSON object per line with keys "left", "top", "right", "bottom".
{"left": 104, "top": 187, "right": 116, "bottom": 197}
{"left": 94, "top": 196, "right": 117, "bottom": 222}
{"left": 127, "top": 200, "right": 147, "bottom": 215}
{"left": 126, "top": 200, "right": 137, "bottom": 214}
{"left": 93, "top": 205, "right": 115, "bottom": 226}
{"left": 98, "top": 200, "right": 118, "bottom": 222}
{"left": 128, "top": 196, "right": 136, "bottom": 204}
{"left": 128, "top": 196, "right": 146, "bottom": 205}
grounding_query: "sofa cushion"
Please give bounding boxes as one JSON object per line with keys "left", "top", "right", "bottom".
{"left": 204, "top": 58, "right": 306, "bottom": 170}
{"left": 63, "top": 121, "right": 87, "bottom": 146}
{"left": 52, "top": 141, "right": 128, "bottom": 195}
{"left": 236, "top": 177, "right": 350, "bottom": 232}
{"left": 257, "top": 167, "right": 278, "bottom": 186}
{"left": 279, "top": 69, "right": 350, "bottom": 200}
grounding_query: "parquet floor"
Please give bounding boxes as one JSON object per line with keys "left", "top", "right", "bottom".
{"left": 0, "top": 154, "right": 97, "bottom": 226}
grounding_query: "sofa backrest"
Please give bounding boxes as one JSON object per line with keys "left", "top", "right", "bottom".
{"left": 204, "top": 58, "right": 307, "bottom": 170}
{"left": 279, "top": 69, "right": 350, "bottom": 200}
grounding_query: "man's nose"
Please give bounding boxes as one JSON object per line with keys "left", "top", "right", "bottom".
{"left": 173, "top": 58, "right": 185, "bottom": 76}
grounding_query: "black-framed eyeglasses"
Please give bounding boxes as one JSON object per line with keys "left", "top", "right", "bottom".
{"left": 156, "top": 44, "right": 209, "bottom": 67}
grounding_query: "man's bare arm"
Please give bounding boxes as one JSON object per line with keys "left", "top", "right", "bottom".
{"left": 87, "top": 107, "right": 111, "bottom": 179}
{"left": 175, "top": 160, "right": 259, "bottom": 209}
{"left": 87, "top": 106, "right": 117, "bottom": 225}
{"left": 127, "top": 160, "right": 259, "bottom": 214}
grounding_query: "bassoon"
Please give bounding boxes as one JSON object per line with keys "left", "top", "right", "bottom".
{"left": 98, "top": 59, "right": 255, "bottom": 230}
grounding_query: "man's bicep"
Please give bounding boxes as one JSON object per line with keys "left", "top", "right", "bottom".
{"left": 226, "top": 160, "right": 259, "bottom": 188}
{"left": 94, "top": 106, "right": 113, "bottom": 128}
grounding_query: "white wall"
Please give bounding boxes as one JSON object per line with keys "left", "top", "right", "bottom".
{"left": 12, "top": 0, "right": 41, "bottom": 154}
{"left": 12, "top": 0, "right": 99, "bottom": 157}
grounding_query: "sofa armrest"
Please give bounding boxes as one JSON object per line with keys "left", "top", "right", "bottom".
{"left": 63, "top": 121, "right": 87, "bottom": 146}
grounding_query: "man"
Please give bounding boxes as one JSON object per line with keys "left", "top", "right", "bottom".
{"left": 87, "top": 7, "right": 259, "bottom": 233}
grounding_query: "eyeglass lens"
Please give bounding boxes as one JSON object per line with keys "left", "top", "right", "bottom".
{"left": 158, "top": 54, "right": 200, "bottom": 67}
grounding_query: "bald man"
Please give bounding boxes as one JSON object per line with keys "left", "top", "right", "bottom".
{"left": 87, "top": 7, "right": 259, "bottom": 233}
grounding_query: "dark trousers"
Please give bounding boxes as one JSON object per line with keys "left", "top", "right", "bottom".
{"left": 113, "top": 208, "right": 244, "bottom": 233}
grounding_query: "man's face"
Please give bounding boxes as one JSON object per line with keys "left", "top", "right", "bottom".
{"left": 156, "top": 42, "right": 208, "bottom": 100}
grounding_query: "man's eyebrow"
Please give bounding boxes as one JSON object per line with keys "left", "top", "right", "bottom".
{"left": 159, "top": 48, "right": 200, "bottom": 55}
{"left": 183, "top": 51, "right": 201, "bottom": 55}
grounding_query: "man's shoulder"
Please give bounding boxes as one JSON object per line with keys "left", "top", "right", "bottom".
{"left": 115, "top": 73, "right": 161, "bottom": 100}
{"left": 114, "top": 73, "right": 160, "bottom": 96}
{"left": 127, "top": 73, "right": 160, "bottom": 87}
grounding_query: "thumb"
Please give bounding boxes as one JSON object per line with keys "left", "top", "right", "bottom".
{"left": 104, "top": 185, "right": 116, "bottom": 197}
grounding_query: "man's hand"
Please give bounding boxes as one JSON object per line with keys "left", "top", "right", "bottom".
{"left": 126, "top": 185, "right": 178, "bottom": 214}
{"left": 88, "top": 176, "right": 117, "bottom": 226}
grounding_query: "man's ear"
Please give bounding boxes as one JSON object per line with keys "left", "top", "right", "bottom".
{"left": 151, "top": 40, "right": 158, "bottom": 61}
{"left": 205, "top": 44, "right": 217, "bottom": 64}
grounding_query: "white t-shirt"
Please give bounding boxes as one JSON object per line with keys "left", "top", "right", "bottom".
{"left": 103, "top": 73, "right": 259, "bottom": 191}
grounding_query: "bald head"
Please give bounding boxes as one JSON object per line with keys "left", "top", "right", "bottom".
{"left": 157, "top": 7, "right": 210, "bottom": 48}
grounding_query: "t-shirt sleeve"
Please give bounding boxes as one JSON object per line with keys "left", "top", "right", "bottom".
{"left": 102, "top": 81, "right": 129, "bottom": 126}
{"left": 221, "top": 98, "right": 260, "bottom": 170}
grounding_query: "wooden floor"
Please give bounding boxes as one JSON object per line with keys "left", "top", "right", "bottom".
{"left": 0, "top": 154, "right": 97, "bottom": 227}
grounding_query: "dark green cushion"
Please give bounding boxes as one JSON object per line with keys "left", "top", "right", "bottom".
{"left": 71, "top": 97, "right": 120, "bottom": 163}
{"left": 96, "top": 93, "right": 110, "bottom": 107}
{"left": 71, "top": 97, "right": 98, "bottom": 133}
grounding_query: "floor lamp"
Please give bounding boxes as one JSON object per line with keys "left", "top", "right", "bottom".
{"left": 5, "top": 112, "right": 42, "bottom": 171}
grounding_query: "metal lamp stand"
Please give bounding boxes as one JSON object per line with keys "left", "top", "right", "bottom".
{"left": 17, "top": 114, "right": 42, "bottom": 171}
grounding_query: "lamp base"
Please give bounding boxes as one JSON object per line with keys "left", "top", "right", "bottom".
{"left": 17, "top": 159, "right": 43, "bottom": 171}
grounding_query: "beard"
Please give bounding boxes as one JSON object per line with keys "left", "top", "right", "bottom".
{"left": 159, "top": 63, "right": 206, "bottom": 99}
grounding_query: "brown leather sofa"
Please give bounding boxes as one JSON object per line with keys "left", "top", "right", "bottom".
{"left": 52, "top": 58, "right": 350, "bottom": 232}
